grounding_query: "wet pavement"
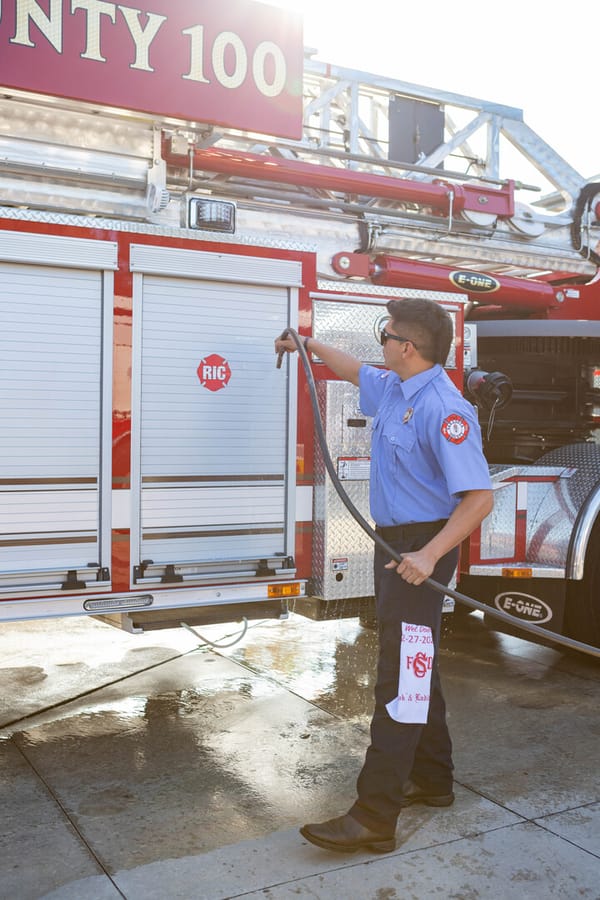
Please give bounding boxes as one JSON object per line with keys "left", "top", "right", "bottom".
{"left": 0, "top": 609, "right": 599, "bottom": 899}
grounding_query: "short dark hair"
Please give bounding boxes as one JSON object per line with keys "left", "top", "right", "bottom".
{"left": 386, "top": 298, "right": 453, "bottom": 365}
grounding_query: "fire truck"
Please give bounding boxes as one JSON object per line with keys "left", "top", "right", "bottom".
{"left": 1, "top": 0, "right": 599, "bottom": 648}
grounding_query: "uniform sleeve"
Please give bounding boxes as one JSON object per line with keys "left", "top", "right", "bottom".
{"left": 359, "top": 365, "right": 389, "bottom": 416}
{"left": 429, "top": 398, "right": 492, "bottom": 497}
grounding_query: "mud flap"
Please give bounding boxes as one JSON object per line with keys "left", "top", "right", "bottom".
{"left": 457, "top": 575, "right": 566, "bottom": 637}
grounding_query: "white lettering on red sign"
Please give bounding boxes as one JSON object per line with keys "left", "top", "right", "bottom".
{"left": 385, "top": 623, "right": 434, "bottom": 724}
{"left": 3, "top": 1, "right": 303, "bottom": 138}
{"left": 197, "top": 353, "right": 231, "bottom": 392}
{"left": 182, "top": 25, "right": 287, "bottom": 97}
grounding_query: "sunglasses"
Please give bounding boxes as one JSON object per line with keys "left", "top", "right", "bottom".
{"left": 378, "top": 328, "right": 417, "bottom": 349}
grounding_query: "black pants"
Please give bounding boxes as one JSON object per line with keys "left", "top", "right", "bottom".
{"left": 349, "top": 522, "right": 459, "bottom": 833}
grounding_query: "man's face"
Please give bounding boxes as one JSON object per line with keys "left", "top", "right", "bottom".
{"left": 380, "top": 319, "right": 415, "bottom": 363}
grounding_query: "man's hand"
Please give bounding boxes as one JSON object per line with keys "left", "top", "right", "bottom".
{"left": 385, "top": 546, "right": 437, "bottom": 585}
{"left": 383, "top": 490, "right": 493, "bottom": 586}
{"left": 274, "top": 333, "right": 297, "bottom": 356}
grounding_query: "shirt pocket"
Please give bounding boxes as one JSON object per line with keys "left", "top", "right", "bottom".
{"left": 381, "top": 418, "right": 416, "bottom": 455}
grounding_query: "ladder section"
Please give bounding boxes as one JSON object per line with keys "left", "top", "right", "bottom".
{"left": 165, "top": 59, "right": 593, "bottom": 278}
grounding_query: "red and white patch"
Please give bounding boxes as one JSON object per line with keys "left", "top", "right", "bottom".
{"left": 441, "top": 413, "right": 469, "bottom": 444}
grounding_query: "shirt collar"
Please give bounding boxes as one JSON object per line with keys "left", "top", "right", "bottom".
{"left": 394, "top": 364, "right": 442, "bottom": 399}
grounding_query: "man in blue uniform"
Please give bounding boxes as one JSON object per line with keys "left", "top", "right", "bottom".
{"left": 275, "top": 297, "right": 493, "bottom": 854}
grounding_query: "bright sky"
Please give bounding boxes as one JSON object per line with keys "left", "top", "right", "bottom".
{"left": 270, "top": 0, "right": 598, "bottom": 181}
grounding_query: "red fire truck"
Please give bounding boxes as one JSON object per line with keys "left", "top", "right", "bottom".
{"left": 1, "top": 1, "right": 599, "bottom": 648}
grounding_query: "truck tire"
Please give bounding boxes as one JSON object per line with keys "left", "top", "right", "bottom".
{"left": 564, "top": 522, "right": 600, "bottom": 649}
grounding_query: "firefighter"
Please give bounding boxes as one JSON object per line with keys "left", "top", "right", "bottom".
{"left": 275, "top": 298, "right": 493, "bottom": 854}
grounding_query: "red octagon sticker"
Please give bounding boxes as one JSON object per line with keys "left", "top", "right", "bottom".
{"left": 197, "top": 354, "right": 232, "bottom": 392}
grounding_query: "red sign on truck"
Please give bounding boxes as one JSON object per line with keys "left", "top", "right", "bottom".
{"left": 197, "top": 354, "right": 232, "bottom": 392}
{"left": 0, "top": 0, "right": 303, "bottom": 138}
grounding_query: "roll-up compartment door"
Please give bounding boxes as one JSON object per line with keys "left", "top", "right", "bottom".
{"left": 0, "top": 262, "right": 109, "bottom": 594}
{"left": 133, "top": 273, "right": 295, "bottom": 583}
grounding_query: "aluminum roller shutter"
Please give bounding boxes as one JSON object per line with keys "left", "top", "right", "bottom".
{"left": 0, "top": 262, "right": 106, "bottom": 591}
{"left": 135, "top": 274, "right": 291, "bottom": 577}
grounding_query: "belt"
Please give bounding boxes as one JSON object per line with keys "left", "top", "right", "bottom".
{"left": 375, "top": 520, "right": 447, "bottom": 541}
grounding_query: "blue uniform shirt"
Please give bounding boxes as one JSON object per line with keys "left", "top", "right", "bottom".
{"left": 359, "top": 363, "right": 492, "bottom": 527}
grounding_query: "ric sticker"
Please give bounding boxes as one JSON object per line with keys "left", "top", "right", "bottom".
{"left": 441, "top": 413, "right": 469, "bottom": 444}
{"left": 386, "top": 623, "right": 433, "bottom": 724}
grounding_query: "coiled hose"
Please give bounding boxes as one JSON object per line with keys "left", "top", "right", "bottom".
{"left": 571, "top": 183, "right": 600, "bottom": 267}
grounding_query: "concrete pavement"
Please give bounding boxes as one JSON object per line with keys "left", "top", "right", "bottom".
{"left": 0, "top": 611, "right": 599, "bottom": 899}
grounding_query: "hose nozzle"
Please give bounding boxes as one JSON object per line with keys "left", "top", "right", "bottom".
{"left": 276, "top": 328, "right": 290, "bottom": 369}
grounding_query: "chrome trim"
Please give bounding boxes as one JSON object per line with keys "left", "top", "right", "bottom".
{"left": 566, "top": 485, "right": 600, "bottom": 580}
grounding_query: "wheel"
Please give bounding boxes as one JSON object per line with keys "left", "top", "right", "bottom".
{"left": 564, "top": 522, "right": 600, "bottom": 650}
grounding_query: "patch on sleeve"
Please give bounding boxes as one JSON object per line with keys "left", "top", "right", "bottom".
{"left": 441, "top": 413, "right": 470, "bottom": 444}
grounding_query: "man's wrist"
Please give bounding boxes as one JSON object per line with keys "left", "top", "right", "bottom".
{"left": 304, "top": 336, "right": 312, "bottom": 352}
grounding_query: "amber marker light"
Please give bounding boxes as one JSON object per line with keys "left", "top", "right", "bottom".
{"left": 501, "top": 568, "right": 533, "bottom": 578}
{"left": 268, "top": 583, "right": 302, "bottom": 598}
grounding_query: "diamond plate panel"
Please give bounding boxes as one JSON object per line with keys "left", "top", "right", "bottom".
{"left": 481, "top": 445, "right": 600, "bottom": 569}
{"left": 312, "top": 381, "right": 375, "bottom": 601}
{"left": 313, "top": 299, "right": 387, "bottom": 365}
{"left": 316, "top": 281, "right": 468, "bottom": 304}
{"left": 0, "top": 206, "right": 317, "bottom": 253}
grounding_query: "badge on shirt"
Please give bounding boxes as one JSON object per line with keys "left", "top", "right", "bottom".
{"left": 403, "top": 407, "right": 414, "bottom": 424}
{"left": 441, "top": 413, "right": 470, "bottom": 444}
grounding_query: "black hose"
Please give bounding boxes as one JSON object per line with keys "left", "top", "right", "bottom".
{"left": 280, "top": 327, "right": 600, "bottom": 659}
{"left": 571, "top": 183, "right": 600, "bottom": 267}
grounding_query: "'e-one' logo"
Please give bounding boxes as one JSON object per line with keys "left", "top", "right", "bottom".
{"left": 494, "top": 592, "right": 553, "bottom": 624}
{"left": 449, "top": 271, "right": 500, "bottom": 293}
{"left": 197, "top": 353, "right": 231, "bottom": 392}
{"left": 406, "top": 652, "right": 433, "bottom": 678}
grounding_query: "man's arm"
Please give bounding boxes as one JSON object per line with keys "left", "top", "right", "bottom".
{"left": 385, "top": 488, "right": 494, "bottom": 585}
{"left": 274, "top": 334, "right": 361, "bottom": 386}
